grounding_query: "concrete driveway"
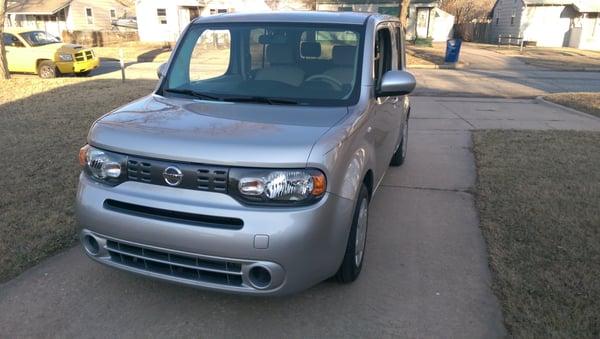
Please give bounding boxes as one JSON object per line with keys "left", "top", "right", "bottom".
{"left": 2, "top": 96, "right": 599, "bottom": 338}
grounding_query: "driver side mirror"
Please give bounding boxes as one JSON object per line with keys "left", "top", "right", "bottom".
{"left": 157, "top": 63, "right": 167, "bottom": 79}
{"left": 377, "top": 70, "right": 416, "bottom": 97}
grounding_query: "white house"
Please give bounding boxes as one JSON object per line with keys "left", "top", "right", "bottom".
{"left": 315, "top": 0, "right": 455, "bottom": 42}
{"left": 135, "top": 0, "right": 312, "bottom": 42}
{"left": 5, "top": 0, "right": 131, "bottom": 37}
{"left": 490, "top": 0, "right": 600, "bottom": 50}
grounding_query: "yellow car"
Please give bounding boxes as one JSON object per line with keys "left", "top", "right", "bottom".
{"left": 3, "top": 28, "right": 100, "bottom": 78}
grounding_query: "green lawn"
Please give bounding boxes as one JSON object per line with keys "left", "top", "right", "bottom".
{"left": 473, "top": 130, "right": 600, "bottom": 337}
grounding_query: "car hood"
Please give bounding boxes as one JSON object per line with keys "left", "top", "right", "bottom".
{"left": 88, "top": 95, "right": 348, "bottom": 167}
{"left": 34, "top": 43, "right": 84, "bottom": 53}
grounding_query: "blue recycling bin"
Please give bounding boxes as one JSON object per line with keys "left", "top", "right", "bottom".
{"left": 444, "top": 39, "right": 462, "bottom": 63}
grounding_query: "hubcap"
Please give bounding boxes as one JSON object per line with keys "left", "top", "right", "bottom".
{"left": 401, "top": 121, "right": 409, "bottom": 158}
{"left": 41, "top": 66, "right": 53, "bottom": 78}
{"left": 354, "top": 197, "right": 368, "bottom": 267}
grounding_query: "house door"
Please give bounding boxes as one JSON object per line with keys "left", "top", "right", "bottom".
{"left": 416, "top": 7, "right": 431, "bottom": 39}
{"left": 178, "top": 7, "right": 190, "bottom": 33}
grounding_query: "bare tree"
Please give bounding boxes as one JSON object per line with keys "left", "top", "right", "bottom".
{"left": 0, "top": 0, "right": 10, "bottom": 79}
{"left": 441, "top": 0, "right": 495, "bottom": 24}
{"left": 399, "top": 0, "right": 410, "bottom": 28}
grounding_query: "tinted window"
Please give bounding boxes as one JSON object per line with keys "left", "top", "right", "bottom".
{"left": 395, "top": 26, "right": 403, "bottom": 70}
{"left": 374, "top": 27, "right": 392, "bottom": 89}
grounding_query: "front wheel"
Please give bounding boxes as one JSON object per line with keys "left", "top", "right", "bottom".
{"left": 38, "top": 61, "right": 58, "bottom": 79}
{"left": 390, "top": 118, "right": 409, "bottom": 167}
{"left": 336, "top": 183, "right": 369, "bottom": 283}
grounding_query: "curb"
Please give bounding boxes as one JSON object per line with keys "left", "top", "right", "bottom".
{"left": 536, "top": 96, "right": 600, "bottom": 122}
{"left": 408, "top": 62, "right": 468, "bottom": 70}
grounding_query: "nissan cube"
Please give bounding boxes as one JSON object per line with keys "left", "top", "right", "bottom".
{"left": 76, "top": 11, "right": 416, "bottom": 295}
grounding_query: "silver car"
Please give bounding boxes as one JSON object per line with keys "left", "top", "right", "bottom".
{"left": 76, "top": 11, "right": 416, "bottom": 295}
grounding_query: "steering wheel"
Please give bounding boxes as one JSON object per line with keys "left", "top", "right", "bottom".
{"left": 305, "top": 74, "right": 343, "bottom": 91}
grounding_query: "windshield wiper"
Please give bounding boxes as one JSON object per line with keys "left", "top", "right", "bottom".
{"left": 164, "top": 88, "right": 221, "bottom": 101}
{"left": 222, "top": 96, "right": 299, "bottom": 105}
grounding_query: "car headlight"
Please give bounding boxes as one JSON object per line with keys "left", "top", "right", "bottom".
{"left": 79, "top": 145, "right": 126, "bottom": 185}
{"left": 230, "top": 168, "right": 326, "bottom": 205}
{"left": 59, "top": 54, "right": 73, "bottom": 61}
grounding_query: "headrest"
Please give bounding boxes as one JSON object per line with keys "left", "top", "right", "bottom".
{"left": 300, "top": 42, "right": 321, "bottom": 58}
{"left": 267, "top": 44, "right": 294, "bottom": 64}
{"left": 332, "top": 45, "right": 357, "bottom": 66}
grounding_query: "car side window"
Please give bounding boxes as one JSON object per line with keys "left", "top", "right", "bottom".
{"left": 3, "top": 33, "right": 23, "bottom": 47}
{"left": 373, "top": 26, "right": 392, "bottom": 90}
{"left": 395, "top": 26, "right": 404, "bottom": 70}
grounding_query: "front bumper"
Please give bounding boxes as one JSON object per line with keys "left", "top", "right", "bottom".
{"left": 76, "top": 174, "right": 354, "bottom": 295}
{"left": 56, "top": 57, "right": 100, "bottom": 74}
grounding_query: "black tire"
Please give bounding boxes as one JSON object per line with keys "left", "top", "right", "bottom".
{"left": 76, "top": 70, "right": 92, "bottom": 77}
{"left": 38, "top": 61, "right": 57, "bottom": 79}
{"left": 390, "top": 118, "right": 409, "bottom": 167}
{"left": 336, "top": 183, "right": 369, "bottom": 283}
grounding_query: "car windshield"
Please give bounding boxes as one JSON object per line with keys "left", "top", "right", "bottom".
{"left": 19, "top": 31, "right": 61, "bottom": 46}
{"left": 163, "top": 22, "right": 364, "bottom": 106}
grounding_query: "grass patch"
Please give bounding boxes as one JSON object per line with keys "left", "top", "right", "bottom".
{"left": 544, "top": 93, "right": 600, "bottom": 118}
{"left": 0, "top": 78, "right": 156, "bottom": 282}
{"left": 480, "top": 45, "right": 600, "bottom": 70}
{"left": 473, "top": 130, "right": 600, "bottom": 337}
{"left": 406, "top": 42, "right": 446, "bottom": 66}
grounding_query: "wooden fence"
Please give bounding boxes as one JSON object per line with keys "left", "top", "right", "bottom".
{"left": 453, "top": 23, "right": 493, "bottom": 43}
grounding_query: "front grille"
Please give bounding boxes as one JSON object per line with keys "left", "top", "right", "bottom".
{"left": 74, "top": 50, "right": 94, "bottom": 62}
{"left": 106, "top": 239, "right": 243, "bottom": 286}
{"left": 127, "top": 155, "right": 230, "bottom": 193}
{"left": 74, "top": 51, "right": 85, "bottom": 61}
{"left": 127, "top": 160, "right": 152, "bottom": 182}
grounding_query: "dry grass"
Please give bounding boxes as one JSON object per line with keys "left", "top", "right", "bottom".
{"left": 544, "top": 93, "right": 600, "bottom": 118}
{"left": 0, "top": 78, "right": 156, "bottom": 282}
{"left": 473, "top": 130, "right": 600, "bottom": 337}
{"left": 483, "top": 45, "right": 600, "bottom": 70}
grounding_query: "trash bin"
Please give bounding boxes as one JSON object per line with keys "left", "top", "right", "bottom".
{"left": 444, "top": 39, "right": 462, "bottom": 63}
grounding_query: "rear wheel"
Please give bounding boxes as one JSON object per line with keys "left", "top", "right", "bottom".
{"left": 336, "top": 183, "right": 369, "bottom": 283}
{"left": 390, "top": 118, "right": 409, "bottom": 167}
{"left": 38, "top": 61, "right": 57, "bottom": 79}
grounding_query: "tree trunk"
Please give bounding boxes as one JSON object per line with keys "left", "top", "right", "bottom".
{"left": 0, "top": 0, "right": 11, "bottom": 80}
{"left": 399, "top": 0, "right": 411, "bottom": 28}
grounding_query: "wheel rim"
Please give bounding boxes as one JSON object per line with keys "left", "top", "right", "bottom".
{"left": 354, "top": 197, "right": 368, "bottom": 267}
{"left": 401, "top": 120, "right": 409, "bottom": 158}
{"left": 40, "top": 65, "right": 53, "bottom": 78}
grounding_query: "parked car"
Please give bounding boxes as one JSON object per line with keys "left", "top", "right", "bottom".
{"left": 76, "top": 11, "right": 415, "bottom": 295}
{"left": 2, "top": 28, "right": 100, "bottom": 78}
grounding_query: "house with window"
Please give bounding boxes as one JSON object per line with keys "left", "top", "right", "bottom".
{"left": 136, "top": 0, "right": 312, "bottom": 42}
{"left": 490, "top": 0, "right": 600, "bottom": 50}
{"left": 315, "top": 0, "right": 455, "bottom": 41}
{"left": 5, "top": 0, "right": 131, "bottom": 37}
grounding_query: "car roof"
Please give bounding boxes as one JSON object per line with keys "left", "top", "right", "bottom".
{"left": 193, "top": 11, "right": 398, "bottom": 26}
